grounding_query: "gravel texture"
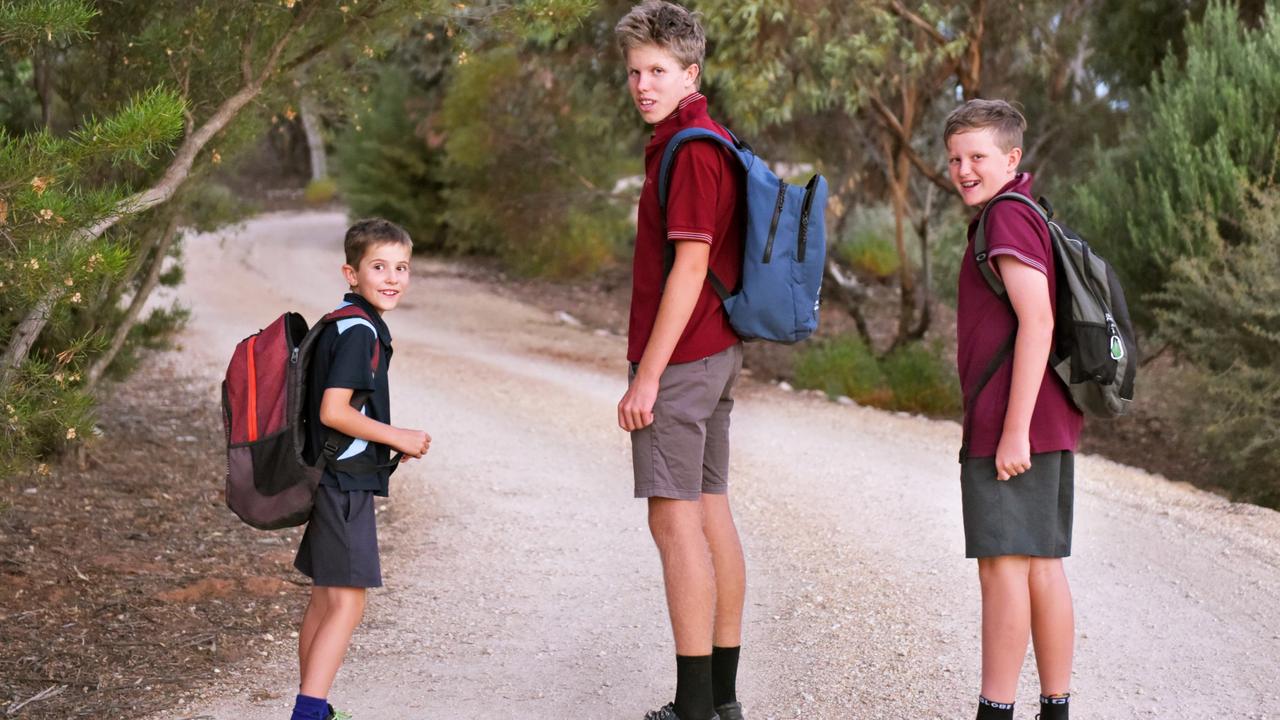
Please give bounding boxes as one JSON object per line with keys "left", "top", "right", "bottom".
{"left": 154, "top": 212, "right": 1280, "bottom": 719}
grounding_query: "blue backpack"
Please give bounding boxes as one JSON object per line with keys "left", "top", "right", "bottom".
{"left": 658, "top": 127, "right": 828, "bottom": 343}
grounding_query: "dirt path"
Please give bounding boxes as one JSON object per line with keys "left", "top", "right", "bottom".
{"left": 157, "top": 212, "right": 1280, "bottom": 720}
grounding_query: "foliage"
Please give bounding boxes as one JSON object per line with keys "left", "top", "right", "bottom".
{"left": 0, "top": 0, "right": 597, "bottom": 477}
{"left": 1154, "top": 184, "right": 1280, "bottom": 505}
{"left": 438, "top": 27, "right": 635, "bottom": 276}
{"left": 1071, "top": 1, "right": 1280, "bottom": 323}
{"left": 880, "top": 340, "right": 961, "bottom": 415}
{"left": 794, "top": 333, "right": 960, "bottom": 415}
{"left": 334, "top": 66, "right": 449, "bottom": 250}
{"left": 304, "top": 177, "right": 339, "bottom": 205}
{"left": 794, "top": 334, "right": 889, "bottom": 406}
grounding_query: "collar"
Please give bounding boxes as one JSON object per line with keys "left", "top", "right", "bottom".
{"left": 342, "top": 292, "right": 393, "bottom": 345}
{"left": 969, "top": 172, "right": 1034, "bottom": 228}
{"left": 650, "top": 92, "right": 709, "bottom": 146}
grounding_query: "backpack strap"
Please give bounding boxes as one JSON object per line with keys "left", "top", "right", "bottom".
{"left": 318, "top": 303, "right": 404, "bottom": 473}
{"left": 656, "top": 127, "right": 743, "bottom": 302}
{"left": 961, "top": 192, "right": 1054, "bottom": 462}
{"left": 973, "top": 191, "right": 1050, "bottom": 298}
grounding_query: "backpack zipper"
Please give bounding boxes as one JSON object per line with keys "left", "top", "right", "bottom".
{"left": 763, "top": 177, "right": 786, "bottom": 263}
{"left": 797, "top": 175, "right": 820, "bottom": 263}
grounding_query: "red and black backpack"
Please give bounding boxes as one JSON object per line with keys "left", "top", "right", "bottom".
{"left": 222, "top": 304, "right": 387, "bottom": 530}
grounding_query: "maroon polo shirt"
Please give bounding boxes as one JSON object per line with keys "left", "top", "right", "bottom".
{"left": 956, "top": 173, "right": 1083, "bottom": 457}
{"left": 627, "top": 92, "right": 744, "bottom": 365}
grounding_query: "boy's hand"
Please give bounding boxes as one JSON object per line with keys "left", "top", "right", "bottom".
{"left": 618, "top": 374, "right": 659, "bottom": 431}
{"left": 995, "top": 431, "right": 1031, "bottom": 481}
{"left": 393, "top": 428, "right": 431, "bottom": 459}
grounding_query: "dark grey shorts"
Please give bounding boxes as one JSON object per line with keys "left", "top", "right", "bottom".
{"left": 294, "top": 484, "right": 382, "bottom": 588}
{"left": 960, "top": 451, "right": 1074, "bottom": 559}
{"left": 630, "top": 343, "right": 744, "bottom": 501}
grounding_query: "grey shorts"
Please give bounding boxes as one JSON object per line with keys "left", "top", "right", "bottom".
{"left": 631, "top": 343, "right": 744, "bottom": 501}
{"left": 960, "top": 450, "right": 1074, "bottom": 559}
{"left": 294, "top": 484, "right": 383, "bottom": 588}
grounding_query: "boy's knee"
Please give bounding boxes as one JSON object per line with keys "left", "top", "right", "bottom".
{"left": 1027, "top": 557, "right": 1064, "bottom": 582}
{"left": 648, "top": 499, "right": 705, "bottom": 548}
{"left": 325, "top": 587, "right": 367, "bottom": 615}
{"left": 977, "top": 554, "right": 1031, "bottom": 583}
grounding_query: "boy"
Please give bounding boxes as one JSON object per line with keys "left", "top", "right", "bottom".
{"left": 289, "top": 218, "right": 431, "bottom": 720}
{"left": 614, "top": 4, "right": 747, "bottom": 720}
{"left": 945, "top": 100, "right": 1081, "bottom": 720}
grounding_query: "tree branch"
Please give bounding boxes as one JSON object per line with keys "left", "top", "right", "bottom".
{"left": 0, "top": 3, "right": 317, "bottom": 380}
{"left": 887, "top": 0, "right": 948, "bottom": 46}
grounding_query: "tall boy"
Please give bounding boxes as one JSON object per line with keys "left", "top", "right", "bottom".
{"left": 945, "top": 100, "right": 1081, "bottom": 720}
{"left": 289, "top": 219, "right": 432, "bottom": 720}
{"left": 614, "top": 3, "right": 747, "bottom": 720}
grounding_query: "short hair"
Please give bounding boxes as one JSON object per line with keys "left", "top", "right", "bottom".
{"left": 615, "top": 1, "right": 706, "bottom": 84}
{"left": 943, "top": 99, "right": 1027, "bottom": 152}
{"left": 344, "top": 218, "right": 412, "bottom": 267}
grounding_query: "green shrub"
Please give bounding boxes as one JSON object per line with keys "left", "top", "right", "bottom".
{"left": 881, "top": 341, "right": 961, "bottom": 415}
{"left": 1071, "top": 2, "right": 1280, "bottom": 325}
{"left": 794, "top": 335, "right": 890, "bottom": 405}
{"left": 303, "top": 177, "right": 339, "bottom": 205}
{"left": 1155, "top": 184, "right": 1280, "bottom": 506}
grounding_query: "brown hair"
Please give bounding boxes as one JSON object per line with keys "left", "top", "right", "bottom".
{"left": 943, "top": 99, "right": 1027, "bottom": 152}
{"left": 344, "top": 218, "right": 412, "bottom": 267}
{"left": 614, "top": 1, "right": 706, "bottom": 85}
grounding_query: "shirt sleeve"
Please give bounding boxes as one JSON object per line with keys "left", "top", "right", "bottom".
{"left": 325, "top": 325, "right": 377, "bottom": 392}
{"left": 984, "top": 199, "right": 1051, "bottom": 277}
{"left": 664, "top": 140, "right": 726, "bottom": 245}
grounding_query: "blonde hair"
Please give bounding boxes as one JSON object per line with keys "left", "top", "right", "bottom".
{"left": 943, "top": 99, "right": 1027, "bottom": 152}
{"left": 615, "top": 1, "right": 705, "bottom": 85}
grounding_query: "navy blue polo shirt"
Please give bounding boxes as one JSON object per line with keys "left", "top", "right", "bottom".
{"left": 305, "top": 292, "right": 396, "bottom": 496}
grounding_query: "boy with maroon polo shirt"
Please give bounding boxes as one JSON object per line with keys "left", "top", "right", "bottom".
{"left": 614, "top": 3, "right": 747, "bottom": 720}
{"left": 946, "top": 99, "right": 1080, "bottom": 720}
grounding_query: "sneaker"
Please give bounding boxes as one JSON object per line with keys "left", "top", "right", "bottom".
{"left": 643, "top": 702, "right": 721, "bottom": 720}
{"left": 325, "top": 704, "right": 352, "bottom": 720}
{"left": 714, "top": 701, "right": 744, "bottom": 720}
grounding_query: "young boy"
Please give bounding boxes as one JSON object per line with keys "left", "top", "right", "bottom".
{"left": 945, "top": 100, "right": 1082, "bottom": 720}
{"left": 289, "top": 218, "right": 431, "bottom": 720}
{"left": 614, "top": 4, "right": 747, "bottom": 720}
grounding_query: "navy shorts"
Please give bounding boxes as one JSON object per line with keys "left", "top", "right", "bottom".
{"left": 294, "top": 484, "right": 382, "bottom": 588}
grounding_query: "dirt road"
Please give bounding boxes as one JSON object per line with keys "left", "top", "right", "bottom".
{"left": 157, "top": 212, "right": 1280, "bottom": 719}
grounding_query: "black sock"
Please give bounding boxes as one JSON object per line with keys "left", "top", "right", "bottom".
{"left": 976, "top": 695, "right": 1014, "bottom": 720}
{"left": 1039, "top": 693, "right": 1070, "bottom": 720}
{"left": 710, "top": 645, "right": 740, "bottom": 707}
{"left": 674, "top": 654, "right": 715, "bottom": 720}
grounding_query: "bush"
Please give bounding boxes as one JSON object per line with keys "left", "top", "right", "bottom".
{"left": 881, "top": 341, "right": 961, "bottom": 415}
{"left": 1070, "top": 2, "right": 1280, "bottom": 324}
{"left": 303, "top": 177, "right": 338, "bottom": 205}
{"left": 334, "top": 68, "right": 449, "bottom": 252}
{"left": 794, "top": 335, "right": 888, "bottom": 405}
{"left": 1155, "top": 184, "right": 1280, "bottom": 506}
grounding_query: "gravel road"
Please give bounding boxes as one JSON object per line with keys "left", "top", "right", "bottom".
{"left": 156, "top": 212, "right": 1280, "bottom": 720}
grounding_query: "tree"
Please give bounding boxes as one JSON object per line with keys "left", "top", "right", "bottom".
{"left": 1070, "top": 1, "right": 1280, "bottom": 322}
{"left": 1, "top": 0, "right": 596, "bottom": 476}
{"left": 1154, "top": 184, "right": 1280, "bottom": 506}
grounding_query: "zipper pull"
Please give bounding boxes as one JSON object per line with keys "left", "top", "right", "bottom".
{"left": 290, "top": 347, "right": 299, "bottom": 364}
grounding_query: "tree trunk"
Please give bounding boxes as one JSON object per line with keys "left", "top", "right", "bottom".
{"left": 85, "top": 216, "right": 181, "bottom": 391}
{"left": 299, "top": 92, "right": 327, "bottom": 180}
{"left": 888, "top": 145, "right": 918, "bottom": 348}
{"left": 824, "top": 260, "right": 873, "bottom": 347}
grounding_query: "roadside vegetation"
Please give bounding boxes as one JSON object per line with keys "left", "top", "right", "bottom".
{"left": 2, "top": 0, "right": 1277, "bottom": 506}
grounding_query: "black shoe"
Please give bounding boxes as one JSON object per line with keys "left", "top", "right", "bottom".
{"left": 714, "top": 701, "right": 744, "bottom": 720}
{"left": 643, "top": 702, "right": 721, "bottom": 720}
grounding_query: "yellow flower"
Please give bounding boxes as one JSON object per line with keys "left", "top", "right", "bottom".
{"left": 363, "top": 45, "right": 374, "bottom": 58}
{"left": 64, "top": 277, "right": 74, "bottom": 286}
{"left": 339, "top": 5, "right": 349, "bottom": 13}
{"left": 26, "top": 258, "right": 39, "bottom": 270}
{"left": 37, "top": 463, "right": 50, "bottom": 476}
{"left": 284, "top": 105, "right": 297, "bottom": 121}
{"left": 212, "top": 149, "right": 222, "bottom": 165}
{"left": 39, "top": 208, "right": 53, "bottom": 221}
{"left": 66, "top": 427, "right": 77, "bottom": 440}
{"left": 70, "top": 292, "right": 82, "bottom": 304}
{"left": 30, "top": 176, "right": 50, "bottom": 195}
